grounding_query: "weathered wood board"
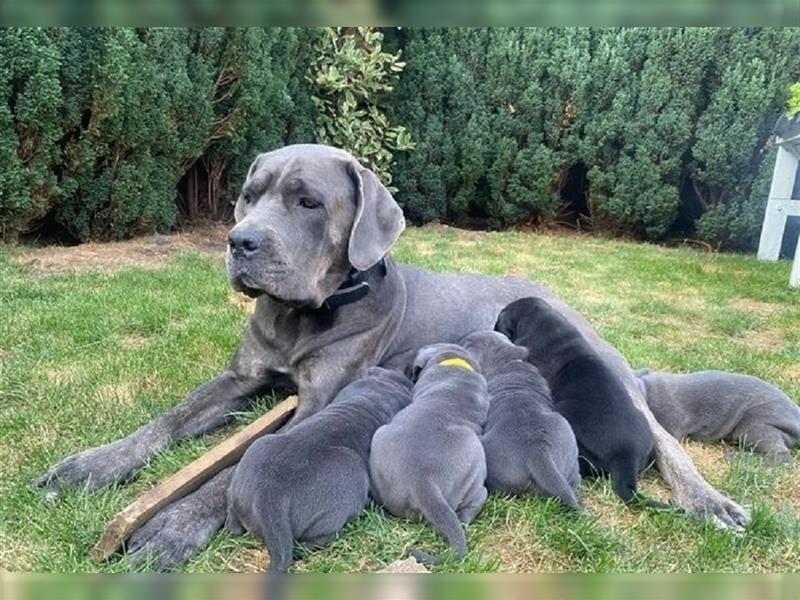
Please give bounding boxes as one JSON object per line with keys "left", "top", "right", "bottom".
{"left": 90, "top": 395, "right": 298, "bottom": 562}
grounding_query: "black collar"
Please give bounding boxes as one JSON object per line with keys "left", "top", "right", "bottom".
{"left": 321, "top": 258, "right": 387, "bottom": 311}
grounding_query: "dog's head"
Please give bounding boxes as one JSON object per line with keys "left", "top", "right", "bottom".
{"left": 227, "top": 144, "right": 405, "bottom": 308}
{"left": 459, "top": 330, "right": 528, "bottom": 375}
{"left": 407, "top": 343, "right": 478, "bottom": 382}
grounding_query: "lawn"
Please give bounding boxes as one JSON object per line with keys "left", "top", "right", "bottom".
{"left": 1, "top": 224, "right": 799, "bottom": 573}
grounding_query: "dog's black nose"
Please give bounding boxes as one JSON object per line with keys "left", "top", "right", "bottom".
{"left": 228, "top": 227, "right": 263, "bottom": 257}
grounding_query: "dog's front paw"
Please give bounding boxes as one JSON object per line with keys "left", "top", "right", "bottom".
{"left": 126, "top": 492, "right": 226, "bottom": 570}
{"left": 673, "top": 482, "right": 750, "bottom": 532}
{"left": 126, "top": 468, "right": 233, "bottom": 570}
{"left": 35, "top": 439, "right": 141, "bottom": 498}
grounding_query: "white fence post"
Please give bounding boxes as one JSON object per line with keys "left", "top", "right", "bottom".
{"left": 791, "top": 233, "right": 800, "bottom": 288}
{"left": 758, "top": 143, "right": 798, "bottom": 261}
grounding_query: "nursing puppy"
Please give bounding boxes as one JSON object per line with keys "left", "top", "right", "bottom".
{"left": 495, "top": 297, "right": 654, "bottom": 505}
{"left": 369, "top": 343, "right": 488, "bottom": 564}
{"left": 460, "top": 331, "right": 581, "bottom": 510}
{"left": 225, "top": 367, "right": 412, "bottom": 571}
{"left": 636, "top": 369, "right": 800, "bottom": 465}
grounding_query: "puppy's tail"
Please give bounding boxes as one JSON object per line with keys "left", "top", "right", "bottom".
{"left": 528, "top": 457, "right": 581, "bottom": 511}
{"left": 610, "top": 463, "right": 674, "bottom": 511}
{"left": 407, "top": 486, "right": 467, "bottom": 565}
{"left": 261, "top": 503, "right": 295, "bottom": 572}
{"left": 224, "top": 505, "right": 246, "bottom": 536}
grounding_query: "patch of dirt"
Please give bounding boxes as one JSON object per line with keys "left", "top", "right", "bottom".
{"left": 732, "top": 298, "right": 783, "bottom": 317}
{"left": 94, "top": 381, "right": 136, "bottom": 407}
{"left": 42, "top": 363, "right": 85, "bottom": 387}
{"left": 229, "top": 292, "right": 256, "bottom": 315}
{"left": 481, "top": 524, "right": 549, "bottom": 572}
{"left": 784, "top": 364, "right": 800, "bottom": 384}
{"left": 377, "top": 557, "right": 430, "bottom": 573}
{"left": 14, "top": 223, "right": 229, "bottom": 275}
{"left": 683, "top": 441, "right": 729, "bottom": 483}
{"left": 773, "top": 465, "right": 800, "bottom": 513}
{"left": 120, "top": 334, "right": 151, "bottom": 350}
{"left": 219, "top": 547, "right": 270, "bottom": 572}
{"left": 0, "top": 532, "right": 34, "bottom": 571}
{"left": 740, "top": 328, "right": 785, "bottom": 352}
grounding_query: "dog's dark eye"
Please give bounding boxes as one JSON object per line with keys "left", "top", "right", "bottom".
{"left": 299, "top": 197, "right": 321, "bottom": 210}
{"left": 241, "top": 192, "right": 253, "bottom": 204}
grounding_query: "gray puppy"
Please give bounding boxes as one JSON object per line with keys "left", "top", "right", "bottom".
{"left": 369, "top": 343, "right": 489, "bottom": 564}
{"left": 225, "top": 367, "right": 412, "bottom": 571}
{"left": 636, "top": 369, "right": 800, "bottom": 465}
{"left": 461, "top": 331, "right": 581, "bottom": 510}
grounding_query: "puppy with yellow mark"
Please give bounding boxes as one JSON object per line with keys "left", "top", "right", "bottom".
{"left": 369, "top": 343, "right": 489, "bottom": 565}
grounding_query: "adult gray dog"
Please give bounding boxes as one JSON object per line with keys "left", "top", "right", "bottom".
{"left": 370, "top": 343, "right": 488, "bottom": 564}
{"left": 636, "top": 369, "right": 800, "bottom": 466}
{"left": 225, "top": 366, "right": 412, "bottom": 571}
{"left": 37, "top": 144, "right": 750, "bottom": 570}
{"left": 460, "top": 331, "right": 581, "bottom": 510}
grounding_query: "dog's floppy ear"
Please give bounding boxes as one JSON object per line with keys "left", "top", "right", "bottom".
{"left": 247, "top": 153, "right": 266, "bottom": 179}
{"left": 346, "top": 162, "right": 405, "bottom": 271}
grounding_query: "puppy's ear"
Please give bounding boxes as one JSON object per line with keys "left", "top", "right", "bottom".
{"left": 408, "top": 345, "right": 437, "bottom": 383}
{"left": 494, "top": 310, "right": 516, "bottom": 340}
{"left": 346, "top": 161, "right": 406, "bottom": 271}
{"left": 507, "top": 342, "right": 529, "bottom": 361}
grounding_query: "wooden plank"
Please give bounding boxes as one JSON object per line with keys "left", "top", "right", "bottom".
{"left": 90, "top": 395, "right": 298, "bottom": 562}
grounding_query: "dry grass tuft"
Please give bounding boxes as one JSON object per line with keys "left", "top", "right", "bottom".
{"left": 15, "top": 224, "right": 228, "bottom": 275}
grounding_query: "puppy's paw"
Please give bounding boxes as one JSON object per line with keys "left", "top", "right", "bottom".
{"left": 407, "top": 547, "right": 443, "bottom": 566}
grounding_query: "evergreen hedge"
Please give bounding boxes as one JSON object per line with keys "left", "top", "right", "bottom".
{"left": 388, "top": 27, "right": 800, "bottom": 250}
{"left": 0, "top": 27, "right": 319, "bottom": 242}
{"left": 1, "top": 27, "right": 799, "bottom": 251}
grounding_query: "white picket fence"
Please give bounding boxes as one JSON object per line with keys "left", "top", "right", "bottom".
{"left": 757, "top": 128, "right": 800, "bottom": 288}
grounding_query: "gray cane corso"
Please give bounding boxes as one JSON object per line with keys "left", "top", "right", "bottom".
{"left": 225, "top": 366, "right": 412, "bottom": 571}
{"left": 636, "top": 369, "right": 800, "bottom": 466}
{"left": 495, "top": 298, "right": 656, "bottom": 505}
{"left": 37, "top": 144, "right": 751, "bottom": 570}
{"left": 369, "top": 343, "right": 488, "bottom": 564}
{"left": 460, "top": 331, "right": 581, "bottom": 509}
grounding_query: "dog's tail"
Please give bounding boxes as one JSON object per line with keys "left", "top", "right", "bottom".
{"left": 528, "top": 456, "right": 581, "bottom": 511}
{"left": 260, "top": 501, "right": 295, "bottom": 572}
{"left": 407, "top": 486, "right": 467, "bottom": 565}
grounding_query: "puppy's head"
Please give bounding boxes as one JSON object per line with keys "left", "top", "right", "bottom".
{"left": 407, "top": 343, "right": 478, "bottom": 382}
{"left": 227, "top": 144, "right": 405, "bottom": 308}
{"left": 494, "top": 297, "right": 553, "bottom": 341}
{"left": 363, "top": 365, "right": 413, "bottom": 391}
{"left": 460, "top": 330, "right": 528, "bottom": 374}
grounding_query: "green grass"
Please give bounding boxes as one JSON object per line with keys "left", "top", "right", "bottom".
{"left": 2, "top": 225, "right": 800, "bottom": 572}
